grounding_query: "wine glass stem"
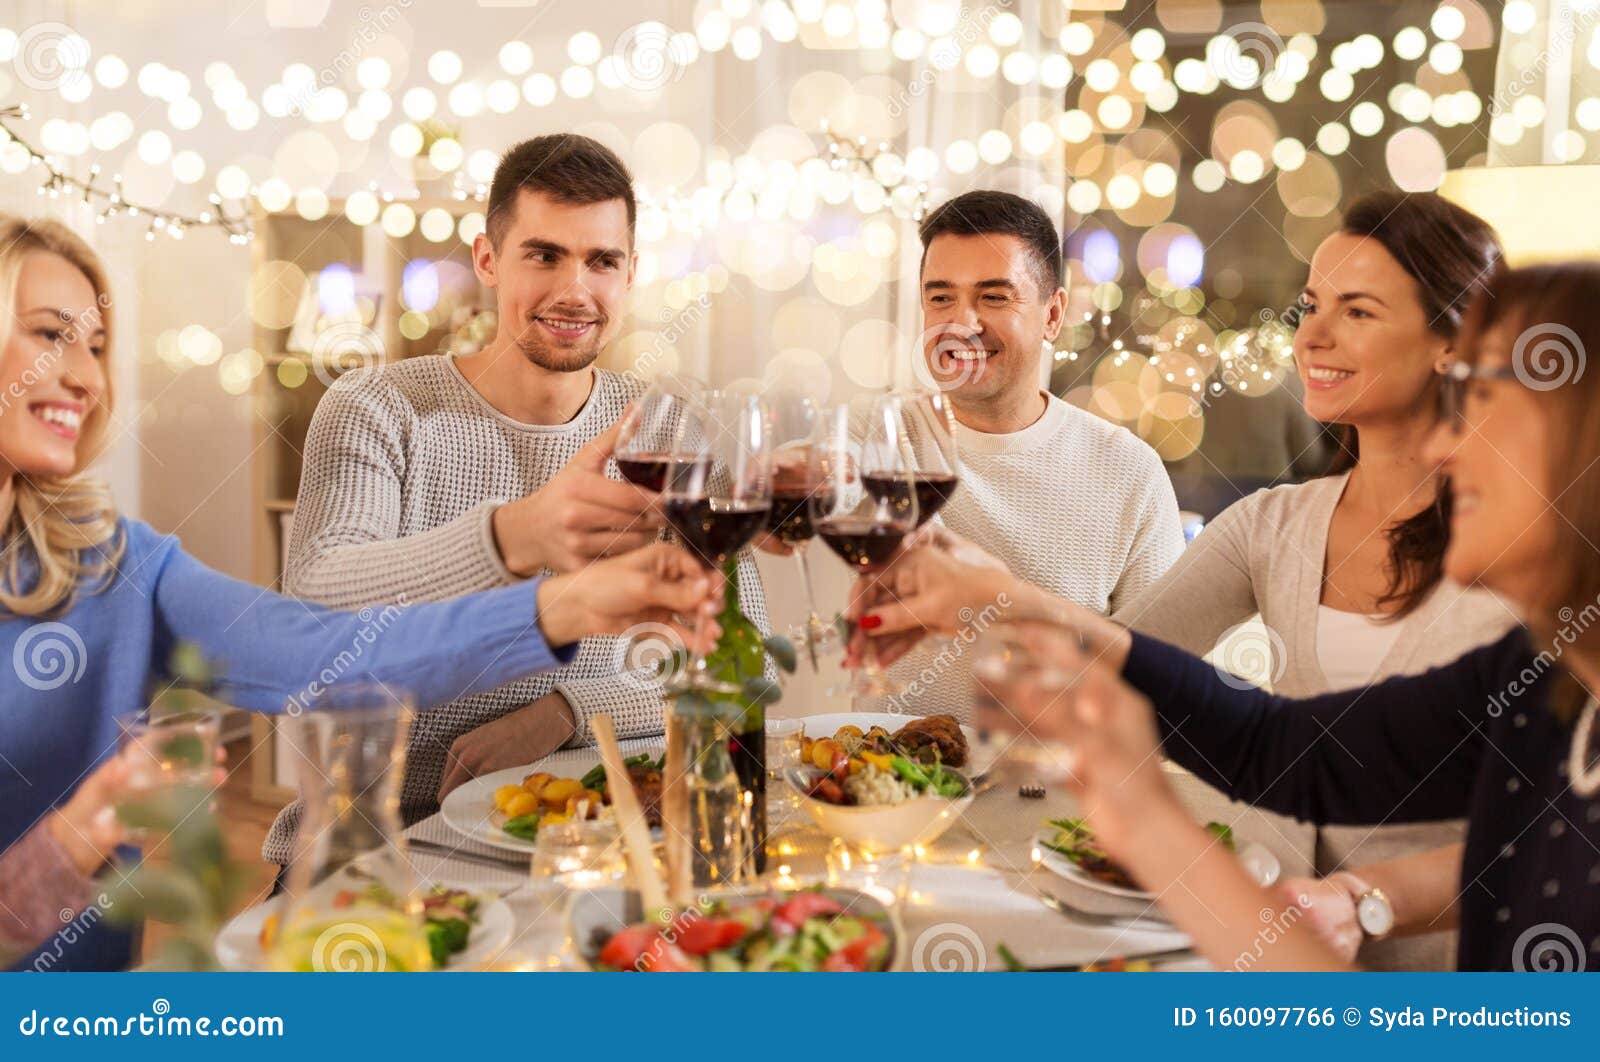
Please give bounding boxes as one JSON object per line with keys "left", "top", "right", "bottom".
{"left": 792, "top": 544, "right": 819, "bottom": 617}
{"left": 792, "top": 545, "right": 825, "bottom": 670}
{"left": 686, "top": 571, "right": 716, "bottom": 678}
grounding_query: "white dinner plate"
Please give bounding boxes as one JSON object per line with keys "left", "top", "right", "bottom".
{"left": 215, "top": 893, "right": 513, "bottom": 972}
{"left": 789, "top": 711, "right": 996, "bottom": 779}
{"left": 1033, "top": 826, "right": 1283, "bottom": 901}
{"left": 439, "top": 738, "right": 660, "bottom": 854}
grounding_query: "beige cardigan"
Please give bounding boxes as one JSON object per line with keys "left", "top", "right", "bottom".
{"left": 1113, "top": 472, "right": 1520, "bottom": 970}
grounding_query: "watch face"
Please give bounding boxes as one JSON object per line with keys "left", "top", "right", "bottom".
{"left": 1358, "top": 893, "right": 1395, "bottom": 938}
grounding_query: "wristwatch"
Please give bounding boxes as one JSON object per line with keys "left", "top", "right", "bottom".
{"left": 1353, "top": 884, "right": 1396, "bottom": 940}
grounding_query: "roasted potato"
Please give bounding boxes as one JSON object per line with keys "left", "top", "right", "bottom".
{"left": 539, "top": 777, "right": 584, "bottom": 809}
{"left": 811, "top": 738, "right": 841, "bottom": 771}
{"left": 521, "top": 771, "right": 554, "bottom": 797}
{"left": 503, "top": 791, "right": 540, "bottom": 819}
{"left": 493, "top": 784, "right": 525, "bottom": 812}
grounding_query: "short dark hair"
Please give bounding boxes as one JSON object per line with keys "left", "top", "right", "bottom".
{"left": 485, "top": 134, "right": 636, "bottom": 249}
{"left": 918, "top": 190, "right": 1063, "bottom": 297}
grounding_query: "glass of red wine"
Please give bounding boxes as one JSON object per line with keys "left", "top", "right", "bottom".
{"left": 660, "top": 389, "right": 773, "bottom": 695}
{"left": 867, "top": 389, "right": 961, "bottom": 529}
{"left": 810, "top": 396, "right": 919, "bottom": 699}
{"left": 614, "top": 374, "right": 706, "bottom": 492}
{"left": 766, "top": 390, "right": 841, "bottom": 671}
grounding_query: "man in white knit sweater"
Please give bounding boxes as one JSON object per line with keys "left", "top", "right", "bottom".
{"left": 265, "top": 135, "right": 768, "bottom": 864}
{"left": 876, "top": 191, "right": 1184, "bottom": 721}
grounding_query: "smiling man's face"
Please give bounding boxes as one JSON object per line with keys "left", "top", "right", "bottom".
{"left": 474, "top": 188, "right": 635, "bottom": 374}
{"left": 918, "top": 232, "right": 1065, "bottom": 415}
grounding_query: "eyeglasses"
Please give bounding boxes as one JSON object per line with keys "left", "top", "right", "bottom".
{"left": 1437, "top": 361, "right": 1521, "bottom": 431}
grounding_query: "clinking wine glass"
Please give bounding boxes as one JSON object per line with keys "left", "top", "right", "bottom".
{"left": 765, "top": 389, "right": 841, "bottom": 670}
{"left": 614, "top": 374, "right": 707, "bottom": 492}
{"left": 660, "top": 389, "right": 773, "bottom": 695}
{"left": 811, "top": 396, "right": 919, "bottom": 699}
{"left": 882, "top": 389, "right": 962, "bottom": 529}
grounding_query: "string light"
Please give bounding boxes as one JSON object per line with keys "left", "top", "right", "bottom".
{"left": 0, "top": 103, "right": 252, "bottom": 243}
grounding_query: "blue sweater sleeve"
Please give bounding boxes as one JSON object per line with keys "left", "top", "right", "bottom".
{"left": 132, "top": 522, "right": 576, "bottom": 714}
{"left": 1120, "top": 627, "right": 1532, "bottom": 825}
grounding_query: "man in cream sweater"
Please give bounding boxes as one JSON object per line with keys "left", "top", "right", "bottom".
{"left": 879, "top": 190, "right": 1184, "bottom": 721}
{"left": 265, "top": 135, "right": 768, "bottom": 865}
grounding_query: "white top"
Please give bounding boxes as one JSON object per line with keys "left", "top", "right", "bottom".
{"left": 884, "top": 392, "right": 1185, "bottom": 721}
{"left": 1314, "top": 605, "right": 1405, "bottom": 690}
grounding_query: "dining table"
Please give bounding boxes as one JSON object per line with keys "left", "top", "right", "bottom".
{"left": 395, "top": 747, "right": 1316, "bottom": 972}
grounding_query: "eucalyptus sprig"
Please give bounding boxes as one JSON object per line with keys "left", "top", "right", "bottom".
{"left": 105, "top": 644, "right": 249, "bottom": 971}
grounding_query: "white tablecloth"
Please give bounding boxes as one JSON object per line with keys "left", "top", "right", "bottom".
{"left": 396, "top": 759, "right": 1309, "bottom": 971}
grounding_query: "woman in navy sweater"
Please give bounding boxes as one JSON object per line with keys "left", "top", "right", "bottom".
{"left": 857, "top": 263, "right": 1600, "bottom": 971}
{"left": 0, "top": 217, "right": 722, "bottom": 969}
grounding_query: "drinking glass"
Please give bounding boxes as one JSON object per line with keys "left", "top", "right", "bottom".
{"left": 883, "top": 389, "right": 962, "bottom": 528}
{"left": 765, "top": 390, "right": 841, "bottom": 669}
{"left": 270, "top": 685, "right": 431, "bottom": 973}
{"left": 526, "top": 818, "right": 628, "bottom": 970}
{"left": 810, "top": 396, "right": 919, "bottom": 698}
{"left": 614, "top": 374, "right": 706, "bottom": 492}
{"left": 764, "top": 716, "right": 807, "bottom": 832}
{"left": 660, "top": 389, "right": 773, "bottom": 694}
{"left": 116, "top": 708, "right": 221, "bottom": 794}
{"left": 970, "top": 620, "right": 1085, "bottom": 786}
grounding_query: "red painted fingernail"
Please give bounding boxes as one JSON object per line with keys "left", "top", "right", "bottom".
{"left": 860, "top": 614, "right": 882, "bottom": 631}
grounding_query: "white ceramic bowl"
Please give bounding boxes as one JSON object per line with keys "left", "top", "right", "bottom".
{"left": 568, "top": 885, "right": 906, "bottom": 971}
{"left": 784, "top": 766, "right": 975, "bottom": 852}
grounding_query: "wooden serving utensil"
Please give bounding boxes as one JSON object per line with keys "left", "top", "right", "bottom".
{"left": 590, "top": 715, "right": 670, "bottom": 920}
{"left": 661, "top": 711, "right": 694, "bottom": 908}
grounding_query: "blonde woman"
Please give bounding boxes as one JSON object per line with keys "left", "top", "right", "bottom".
{"left": 0, "top": 216, "right": 722, "bottom": 970}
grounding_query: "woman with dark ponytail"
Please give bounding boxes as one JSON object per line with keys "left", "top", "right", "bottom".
{"left": 1106, "top": 191, "right": 1513, "bottom": 970}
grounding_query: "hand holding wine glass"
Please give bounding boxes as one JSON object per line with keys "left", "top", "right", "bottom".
{"left": 810, "top": 396, "right": 919, "bottom": 698}
{"left": 659, "top": 390, "right": 773, "bottom": 694}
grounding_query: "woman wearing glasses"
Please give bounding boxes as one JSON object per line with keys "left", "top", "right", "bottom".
{"left": 1102, "top": 191, "right": 1516, "bottom": 969}
{"left": 858, "top": 263, "right": 1600, "bottom": 971}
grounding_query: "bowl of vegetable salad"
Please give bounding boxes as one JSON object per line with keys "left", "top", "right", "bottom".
{"left": 784, "top": 753, "right": 975, "bottom": 853}
{"left": 571, "top": 885, "right": 904, "bottom": 972}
